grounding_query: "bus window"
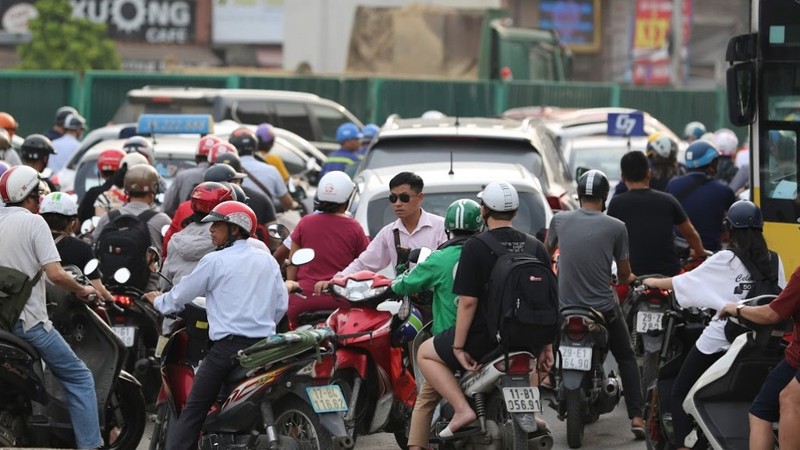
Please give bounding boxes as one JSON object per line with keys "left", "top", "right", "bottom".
{"left": 763, "top": 130, "right": 797, "bottom": 200}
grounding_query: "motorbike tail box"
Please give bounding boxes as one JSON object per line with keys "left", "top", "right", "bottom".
{"left": 0, "top": 340, "right": 48, "bottom": 403}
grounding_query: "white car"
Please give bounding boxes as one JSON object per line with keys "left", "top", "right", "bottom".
{"left": 350, "top": 162, "right": 554, "bottom": 241}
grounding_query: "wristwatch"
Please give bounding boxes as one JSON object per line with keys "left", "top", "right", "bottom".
{"left": 736, "top": 304, "right": 746, "bottom": 317}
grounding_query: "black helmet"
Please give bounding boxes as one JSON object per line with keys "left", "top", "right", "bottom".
{"left": 224, "top": 182, "right": 249, "bottom": 204}
{"left": 577, "top": 169, "right": 610, "bottom": 198}
{"left": 725, "top": 200, "right": 763, "bottom": 229}
{"left": 20, "top": 134, "right": 56, "bottom": 160}
{"left": 228, "top": 127, "right": 258, "bottom": 155}
{"left": 55, "top": 106, "right": 78, "bottom": 126}
{"left": 204, "top": 164, "right": 246, "bottom": 183}
{"left": 214, "top": 152, "right": 243, "bottom": 172}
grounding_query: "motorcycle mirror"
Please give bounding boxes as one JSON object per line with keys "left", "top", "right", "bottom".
{"left": 409, "top": 247, "right": 432, "bottom": 265}
{"left": 291, "top": 248, "right": 315, "bottom": 266}
{"left": 92, "top": 216, "right": 100, "bottom": 227}
{"left": 114, "top": 268, "right": 132, "bottom": 284}
{"left": 83, "top": 259, "right": 99, "bottom": 276}
{"left": 161, "top": 224, "right": 170, "bottom": 237}
{"left": 147, "top": 246, "right": 161, "bottom": 273}
{"left": 267, "top": 223, "right": 290, "bottom": 240}
{"left": 305, "top": 157, "right": 316, "bottom": 172}
{"left": 80, "top": 219, "right": 94, "bottom": 234}
{"left": 376, "top": 300, "right": 402, "bottom": 315}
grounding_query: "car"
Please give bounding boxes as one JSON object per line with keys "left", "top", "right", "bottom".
{"left": 561, "top": 135, "right": 649, "bottom": 191}
{"left": 111, "top": 87, "right": 363, "bottom": 153}
{"left": 349, "top": 161, "right": 554, "bottom": 242}
{"left": 360, "top": 116, "right": 577, "bottom": 211}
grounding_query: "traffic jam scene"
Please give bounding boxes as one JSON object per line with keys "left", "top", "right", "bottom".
{"left": 1, "top": 0, "right": 799, "bottom": 449}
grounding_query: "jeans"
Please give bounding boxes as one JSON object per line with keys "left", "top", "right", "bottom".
{"left": 601, "top": 305, "right": 645, "bottom": 419}
{"left": 670, "top": 345, "right": 723, "bottom": 447}
{"left": 13, "top": 321, "right": 103, "bottom": 449}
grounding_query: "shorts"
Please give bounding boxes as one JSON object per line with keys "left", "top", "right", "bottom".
{"left": 750, "top": 359, "right": 799, "bottom": 422}
{"left": 433, "top": 326, "right": 494, "bottom": 373}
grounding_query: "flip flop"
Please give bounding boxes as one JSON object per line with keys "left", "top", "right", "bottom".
{"left": 438, "top": 425, "right": 479, "bottom": 440}
{"left": 631, "top": 425, "right": 646, "bottom": 440}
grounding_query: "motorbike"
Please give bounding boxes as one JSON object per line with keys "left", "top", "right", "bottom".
{"left": 0, "top": 261, "right": 146, "bottom": 449}
{"left": 681, "top": 295, "right": 790, "bottom": 450}
{"left": 552, "top": 306, "right": 622, "bottom": 449}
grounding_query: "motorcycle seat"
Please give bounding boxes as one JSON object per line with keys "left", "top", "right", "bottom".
{"left": 225, "top": 365, "right": 251, "bottom": 385}
{"left": 0, "top": 329, "right": 40, "bottom": 360}
{"left": 296, "top": 310, "right": 334, "bottom": 327}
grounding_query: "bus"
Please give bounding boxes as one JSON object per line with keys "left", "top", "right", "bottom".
{"left": 726, "top": 0, "right": 800, "bottom": 273}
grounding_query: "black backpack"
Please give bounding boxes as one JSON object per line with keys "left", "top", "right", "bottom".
{"left": 724, "top": 248, "right": 782, "bottom": 342}
{"left": 95, "top": 209, "right": 158, "bottom": 291}
{"left": 477, "top": 232, "right": 560, "bottom": 353}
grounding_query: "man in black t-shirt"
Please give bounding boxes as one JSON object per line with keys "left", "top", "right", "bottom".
{"left": 416, "top": 181, "right": 554, "bottom": 438}
{"left": 608, "top": 151, "right": 706, "bottom": 277}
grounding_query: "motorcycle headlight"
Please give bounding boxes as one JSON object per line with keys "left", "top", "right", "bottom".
{"left": 333, "top": 279, "right": 389, "bottom": 302}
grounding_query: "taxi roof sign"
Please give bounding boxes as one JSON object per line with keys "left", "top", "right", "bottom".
{"left": 137, "top": 114, "right": 214, "bottom": 134}
{"left": 606, "top": 112, "right": 645, "bottom": 137}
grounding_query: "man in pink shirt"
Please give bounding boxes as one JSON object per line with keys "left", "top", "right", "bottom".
{"left": 315, "top": 172, "right": 447, "bottom": 293}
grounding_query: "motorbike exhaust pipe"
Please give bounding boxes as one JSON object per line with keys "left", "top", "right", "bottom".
{"left": 529, "top": 433, "right": 554, "bottom": 450}
{"left": 603, "top": 377, "right": 620, "bottom": 398}
{"left": 333, "top": 435, "right": 355, "bottom": 449}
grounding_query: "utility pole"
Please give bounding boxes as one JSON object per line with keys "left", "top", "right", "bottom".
{"left": 671, "top": 0, "right": 684, "bottom": 86}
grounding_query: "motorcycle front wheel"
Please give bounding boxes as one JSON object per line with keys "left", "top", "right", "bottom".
{"left": 565, "top": 389, "right": 585, "bottom": 449}
{"left": 105, "top": 379, "right": 146, "bottom": 450}
{"left": 274, "top": 397, "right": 335, "bottom": 450}
{"left": 487, "top": 392, "right": 529, "bottom": 450}
{"left": 148, "top": 401, "right": 176, "bottom": 450}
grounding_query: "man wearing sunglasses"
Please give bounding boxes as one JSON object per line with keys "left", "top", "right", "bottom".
{"left": 315, "top": 171, "right": 447, "bottom": 293}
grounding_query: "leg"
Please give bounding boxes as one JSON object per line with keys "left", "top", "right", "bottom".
{"left": 417, "top": 339, "right": 475, "bottom": 434}
{"left": 669, "top": 346, "right": 722, "bottom": 450}
{"left": 779, "top": 375, "right": 800, "bottom": 449}
{"left": 14, "top": 322, "right": 102, "bottom": 449}
{"left": 604, "top": 306, "right": 644, "bottom": 427}
{"left": 749, "top": 359, "right": 796, "bottom": 450}
{"left": 407, "top": 380, "right": 440, "bottom": 449}
{"left": 749, "top": 414, "right": 775, "bottom": 450}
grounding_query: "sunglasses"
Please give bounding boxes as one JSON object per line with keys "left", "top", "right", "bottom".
{"left": 389, "top": 192, "right": 416, "bottom": 203}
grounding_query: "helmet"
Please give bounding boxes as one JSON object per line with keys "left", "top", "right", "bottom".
{"left": 683, "top": 121, "right": 706, "bottom": 141}
{"left": 684, "top": 140, "right": 720, "bottom": 169}
{"left": 478, "top": 181, "right": 519, "bottom": 212}
{"left": 577, "top": 169, "right": 610, "bottom": 198}
{"left": 120, "top": 152, "right": 149, "bottom": 170}
{"left": 712, "top": 128, "right": 739, "bottom": 157}
{"left": 335, "top": 123, "right": 363, "bottom": 143}
{"left": 255, "top": 123, "right": 275, "bottom": 148}
{"left": 445, "top": 199, "right": 483, "bottom": 232}
{"left": 55, "top": 106, "right": 78, "bottom": 126}
{"left": 62, "top": 113, "right": 86, "bottom": 131}
{"left": 204, "top": 163, "right": 246, "bottom": 183}
{"left": 392, "top": 304, "right": 424, "bottom": 346}
{"left": 123, "top": 136, "right": 154, "bottom": 164}
{"left": 124, "top": 164, "right": 159, "bottom": 194}
{"left": 725, "top": 200, "right": 763, "bottom": 229}
{"left": 361, "top": 123, "right": 380, "bottom": 141}
{"left": 214, "top": 152, "right": 242, "bottom": 171}
{"left": 0, "top": 161, "right": 9, "bottom": 177}
{"left": 40, "top": 192, "right": 78, "bottom": 216}
{"left": 201, "top": 201, "right": 257, "bottom": 237}
{"left": 228, "top": 127, "right": 258, "bottom": 155}
{"left": 647, "top": 133, "right": 678, "bottom": 159}
{"left": 20, "top": 134, "right": 56, "bottom": 160}
{"left": 209, "top": 141, "right": 238, "bottom": 163}
{"left": 0, "top": 165, "right": 40, "bottom": 203}
{"left": 421, "top": 110, "right": 446, "bottom": 120}
{"left": 317, "top": 171, "right": 354, "bottom": 204}
{"left": 197, "top": 135, "right": 222, "bottom": 158}
{"left": 190, "top": 181, "right": 234, "bottom": 215}
{"left": 228, "top": 183, "right": 249, "bottom": 204}
{"left": 0, "top": 112, "right": 17, "bottom": 136}
{"left": 97, "top": 148, "right": 126, "bottom": 173}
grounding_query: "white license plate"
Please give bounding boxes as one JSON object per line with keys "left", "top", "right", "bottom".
{"left": 113, "top": 326, "right": 136, "bottom": 347}
{"left": 635, "top": 311, "right": 664, "bottom": 333}
{"left": 306, "top": 385, "right": 348, "bottom": 413}
{"left": 561, "top": 346, "right": 592, "bottom": 371}
{"left": 502, "top": 387, "right": 541, "bottom": 412}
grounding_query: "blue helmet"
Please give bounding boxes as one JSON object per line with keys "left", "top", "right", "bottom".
{"left": 361, "top": 123, "right": 380, "bottom": 141}
{"left": 336, "top": 123, "right": 363, "bottom": 143}
{"left": 684, "top": 140, "right": 720, "bottom": 169}
{"left": 725, "top": 200, "right": 763, "bottom": 229}
{"left": 391, "top": 304, "right": 424, "bottom": 347}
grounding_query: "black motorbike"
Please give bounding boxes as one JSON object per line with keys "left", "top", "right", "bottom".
{"left": 0, "top": 263, "right": 146, "bottom": 449}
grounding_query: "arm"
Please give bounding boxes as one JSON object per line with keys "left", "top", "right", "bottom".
{"left": 391, "top": 256, "right": 438, "bottom": 296}
{"left": 643, "top": 277, "right": 674, "bottom": 291}
{"left": 718, "top": 303, "right": 782, "bottom": 324}
{"left": 286, "top": 241, "right": 301, "bottom": 281}
{"left": 453, "top": 295, "right": 480, "bottom": 371}
{"left": 279, "top": 192, "right": 298, "bottom": 211}
{"left": 676, "top": 219, "right": 706, "bottom": 259}
{"left": 150, "top": 257, "right": 211, "bottom": 315}
{"left": 90, "top": 278, "right": 114, "bottom": 302}
{"left": 43, "top": 262, "right": 96, "bottom": 300}
{"left": 616, "top": 258, "right": 635, "bottom": 285}
{"left": 337, "top": 228, "right": 391, "bottom": 276}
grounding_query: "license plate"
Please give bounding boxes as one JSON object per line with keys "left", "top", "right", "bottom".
{"left": 502, "top": 387, "right": 541, "bottom": 412}
{"left": 113, "top": 326, "right": 136, "bottom": 347}
{"left": 635, "top": 311, "right": 664, "bottom": 333}
{"left": 561, "top": 346, "right": 592, "bottom": 371}
{"left": 306, "top": 385, "right": 348, "bottom": 413}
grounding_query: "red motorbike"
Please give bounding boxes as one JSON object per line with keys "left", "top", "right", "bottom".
{"left": 318, "top": 270, "right": 422, "bottom": 448}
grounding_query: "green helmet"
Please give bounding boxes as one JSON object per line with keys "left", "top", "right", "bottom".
{"left": 445, "top": 199, "right": 483, "bottom": 233}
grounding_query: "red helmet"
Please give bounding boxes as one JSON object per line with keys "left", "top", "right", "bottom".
{"left": 197, "top": 135, "right": 222, "bottom": 158}
{"left": 201, "top": 200, "right": 257, "bottom": 237}
{"left": 0, "top": 112, "right": 17, "bottom": 137}
{"left": 190, "top": 181, "right": 233, "bottom": 215}
{"left": 97, "top": 148, "right": 126, "bottom": 173}
{"left": 208, "top": 142, "right": 238, "bottom": 163}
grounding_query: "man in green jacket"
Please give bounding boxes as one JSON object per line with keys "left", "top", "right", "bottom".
{"left": 392, "top": 199, "right": 482, "bottom": 450}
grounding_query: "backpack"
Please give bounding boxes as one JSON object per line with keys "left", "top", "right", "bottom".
{"left": 477, "top": 232, "right": 561, "bottom": 353}
{"left": 95, "top": 209, "right": 158, "bottom": 291}
{"left": 724, "top": 248, "right": 782, "bottom": 343}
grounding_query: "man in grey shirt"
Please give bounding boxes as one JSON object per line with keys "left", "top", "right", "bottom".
{"left": 546, "top": 169, "right": 646, "bottom": 440}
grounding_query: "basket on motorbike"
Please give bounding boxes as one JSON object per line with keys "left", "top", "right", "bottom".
{"left": 238, "top": 327, "right": 334, "bottom": 369}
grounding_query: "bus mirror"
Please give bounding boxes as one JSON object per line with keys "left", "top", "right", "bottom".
{"left": 726, "top": 33, "right": 757, "bottom": 63}
{"left": 727, "top": 62, "right": 756, "bottom": 127}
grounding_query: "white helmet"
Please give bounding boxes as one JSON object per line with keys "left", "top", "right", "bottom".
{"left": 421, "top": 110, "right": 446, "bottom": 120}
{"left": 317, "top": 171, "right": 355, "bottom": 204}
{"left": 40, "top": 192, "right": 78, "bottom": 216}
{"left": 647, "top": 133, "right": 677, "bottom": 159}
{"left": 683, "top": 121, "right": 706, "bottom": 141}
{"left": 120, "top": 152, "right": 150, "bottom": 170}
{"left": 478, "top": 181, "right": 519, "bottom": 212}
{"left": 712, "top": 128, "right": 739, "bottom": 156}
{"left": 0, "top": 165, "right": 40, "bottom": 203}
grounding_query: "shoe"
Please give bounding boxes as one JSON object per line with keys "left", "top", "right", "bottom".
{"left": 631, "top": 418, "right": 646, "bottom": 440}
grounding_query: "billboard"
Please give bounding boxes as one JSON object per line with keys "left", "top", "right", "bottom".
{"left": 539, "top": 0, "right": 600, "bottom": 53}
{"left": 631, "top": 0, "right": 693, "bottom": 85}
{"left": 212, "top": 0, "right": 283, "bottom": 44}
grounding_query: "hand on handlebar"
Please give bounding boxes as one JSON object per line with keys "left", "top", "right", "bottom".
{"left": 76, "top": 286, "right": 98, "bottom": 303}
{"left": 144, "top": 291, "right": 162, "bottom": 305}
{"left": 314, "top": 280, "right": 331, "bottom": 295}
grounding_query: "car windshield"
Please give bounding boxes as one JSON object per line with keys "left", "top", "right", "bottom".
{"left": 568, "top": 145, "right": 629, "bottom": 182}
{"left": 363, "top": 138, "right": 547, "bottom": 189}
{"left": 75, "top": 157, "right": 196, "bottom": 199}
{"left": 366, "top": 191, "right": 548, "bottom": 240}
{"left": 112, "top": 99, "right": 214, "bottom": 123}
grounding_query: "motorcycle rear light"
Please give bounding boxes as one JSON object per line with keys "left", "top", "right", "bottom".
{"left": 566, "top": 316, "right": 586, "bottom": 341}
{"left": 114, "top": 294, "right": 132, "bottom": 307}
{"left": 494, "top": 354, "right": 534, "bottom": 375}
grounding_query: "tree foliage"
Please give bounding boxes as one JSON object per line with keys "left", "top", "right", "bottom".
{"left": 18, "top": 0, "right": 121, "bottom": 71}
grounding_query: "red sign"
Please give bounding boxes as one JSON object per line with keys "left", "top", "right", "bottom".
{"left": 631, "top": 0, "right": 693, "bottom": 85}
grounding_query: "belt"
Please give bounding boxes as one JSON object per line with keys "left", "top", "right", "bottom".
{"left": 217, "top": 334, "right": 264, "bottom": 343}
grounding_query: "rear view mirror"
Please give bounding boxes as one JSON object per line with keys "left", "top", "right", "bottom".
{"left": 114, "top": 268, "right": 132, "bottom": 284}
{"left": 84, "top": 259, "right": 99, "bottom": 277}
{"left": 268, "top": 223, "right": 290, "bottom": 240}
{"left": 81, "top": 219, "right": 94, "bottom": 235}
{"left": 161, "top": 224, "right": 170, "bottom": 237}
{"left": 575, "top": 166, "right": 590, "bottom": 180}
{"left": 727, "top": 62, "right": 756, "bottom": 126}
{"left": 291, "top": 248, "right": 315, "bottom": 266}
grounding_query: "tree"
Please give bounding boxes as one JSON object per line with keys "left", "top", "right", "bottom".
{"left": 18, "top": 0, "right": 121, "bottom": 71}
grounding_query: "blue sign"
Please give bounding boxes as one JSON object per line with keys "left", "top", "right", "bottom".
{"left": 607, "top": 112, "right": 646, "bottom": 137}
{"left": 137, "top": 114, "right": 214, "bottom": 134}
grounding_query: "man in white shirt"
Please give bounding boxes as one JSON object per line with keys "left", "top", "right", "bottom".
{"left": 49, "top": 113, "right": 86, "bottom": 173}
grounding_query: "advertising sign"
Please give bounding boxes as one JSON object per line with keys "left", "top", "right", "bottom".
{"left": 212, "top": 0, "right": 283, "bottom": 44}
{"left": 539, "top": 0, "right": 600, "bottom": 53}
{"left": 631, "top": 0, "right": 693, "bottom": 85}
{"left": 607, "top": 112, "right": 646, "bottom": 137}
